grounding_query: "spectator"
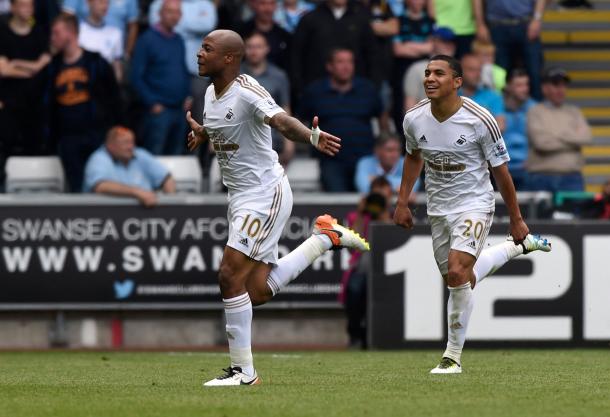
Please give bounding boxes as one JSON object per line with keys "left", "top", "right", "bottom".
{"left": 78, "top": 0, "right": 123, "bottom": 82}
{"left": 471, "top": 39, "right": 506, "bottom": 93}
{"left": 428, "top": 0, "right": 476, "bottom": 58}
{"left": 403, "top": 26, "right": 456, "bottom": 110}
{"left": 0, "top": 0, "right": 50, "bottom": 161}
{"left": 216, "top": 0, "right": 254, "bottom": 31}
{"left": 340, "top": 176, "right": 394, "bottom": 349}
{"left": 582, "top": 180, "right": 610, "bottom": 220}
{"left": 273, "top": 0, "right": 313, "bottom": 33}
{"left": 526, "top": 68, "right": 592, "bottom": 192}
{"left": 355, "top": 132, "right": 420, "bottom": 194}
{"left": 84, "top": 126, "right": 176, "bottom": 206}
{"left": 299, "top": 48, "right": 383, "bottom": 192}
{"left": 47, "top": 14, "right": 122, "bottom": 192}
{"left": 148, "top": 0, "right": 217, "bottom": 126}
{"left": 63, "top": 0, "right": 139, "bottom": 58}
{"left": 473, "top": 0, "right": 545, "bottom": 100}
{"left": 459, "top": 53, "right": 506, "bottom": 131}
{"left": 291, "top": 0, "right": 380, "bottom": 99}
{"left": 130, "top": 0, "right": 191, "bottom": 155}
{"left": 503, "top": 68, "right": 536, "bottom": 191}
{"left": 365, "top": 0, "right": 399, "bottom": 131}
{"left": 241, "top": 31, "right": 294, "bottom": 167}
{"left": 34, "top": 0, "right": 60, "bottom": 32}
{"left": 391, "top": 0, "right": 433, "bottom": 132}
{"left": 238, "top": 0, "right": 291, "bottom": 71}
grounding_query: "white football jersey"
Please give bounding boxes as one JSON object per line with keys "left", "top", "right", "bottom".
{"left": 403, "top": 97, "right": 510, "bottom": 216}
{"left": 203, "top": 74, "right": 286, "bottom": 194}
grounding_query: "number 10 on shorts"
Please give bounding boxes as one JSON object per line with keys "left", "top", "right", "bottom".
{"left": 241, "top": 214, "right": 262, "bottom": 238}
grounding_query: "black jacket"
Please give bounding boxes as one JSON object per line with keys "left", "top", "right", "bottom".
{"left": 291, "top": 2, "right": 381, "bottom": 96}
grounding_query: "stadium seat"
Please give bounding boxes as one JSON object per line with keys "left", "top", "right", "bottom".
{"left": 5, "top": 156, "right": 66, "bottom": 193}
{"left": 156, "top": 156, "right": 203, "bottom": 193}
{"left": 286, "top": 158, "right": 321, "bottom": 192}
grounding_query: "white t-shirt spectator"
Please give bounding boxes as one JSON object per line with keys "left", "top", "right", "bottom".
{"left": 79, "top": 20, "right": 123, "bottom": 64}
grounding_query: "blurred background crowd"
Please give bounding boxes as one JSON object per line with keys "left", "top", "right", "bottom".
{"left": 0, "top": 0, "right": 608, "bottom": 218}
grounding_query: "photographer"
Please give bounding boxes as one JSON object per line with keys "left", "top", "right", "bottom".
{"left": 340, "top": 176, "right": 394, "bottom": 349}
{"left": 582, "top": 180, "right": 610, "bottom": 220}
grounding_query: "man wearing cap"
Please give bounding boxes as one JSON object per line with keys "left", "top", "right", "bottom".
{"left": 525, "top": 67, "right": 592, "bottom": 192}
{"left": 403, "top": 27, "right": 457, "bottom": 110}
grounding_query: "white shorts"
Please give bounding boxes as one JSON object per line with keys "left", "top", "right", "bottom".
{"left": 226, "top": 175, "right": 293, "bottom": 264}
{"left": 429, "top": 210, "right": 494, "bottom": 276}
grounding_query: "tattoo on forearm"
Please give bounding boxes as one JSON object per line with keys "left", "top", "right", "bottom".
{"left": 279, "top": 117, "right": 309, "bottom": 144}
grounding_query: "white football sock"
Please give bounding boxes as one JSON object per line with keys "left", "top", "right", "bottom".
{"left": 267, "top": 234, "right": 332, "bottom": 295}
{"left": 443, "top": 282, "right": 474, "bottom": 365}
{"left": 473, "top": 241, "right": 524, "bottom": 284}
{"left": 223, "top": 293, "right": 254, "bottom": 377}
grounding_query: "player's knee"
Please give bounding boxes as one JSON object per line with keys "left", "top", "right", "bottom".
{"left": 218, "top": 263, "right": 241, "bottom": 295}
{"left": 446, "top": 266, "right": 469, "bottom": 287}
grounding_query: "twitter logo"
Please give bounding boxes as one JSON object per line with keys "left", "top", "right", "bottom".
{"left": 114, "top": 280, "right": 135, "bottom": 299}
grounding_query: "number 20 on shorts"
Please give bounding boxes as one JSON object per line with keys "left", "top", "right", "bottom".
{"left": 463, "top": 219, "right": 484, "bottom": 239}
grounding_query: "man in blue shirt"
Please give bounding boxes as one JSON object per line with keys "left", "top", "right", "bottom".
{"left": 459, "top": 53, "right": 506, "bottom": 131}
{"left": 84, "top": 126, "right": 176, "bottom": 206}
{"left": 130, "top": 0, "right": 191, "bottom": 155}
{"left": 299, "top": 48, "right": 384, "bottom": 192}
{"left": 62, "top": 0, "right": 139, "bottom": 57}
{"left": 503, "top": 68, "right": 536, "bottom": 190}
{"left": 148, "top": 0, "right": 217, "bottom": 126}
{"left": 355, "top": 132, "right": 420, "bottom": 194}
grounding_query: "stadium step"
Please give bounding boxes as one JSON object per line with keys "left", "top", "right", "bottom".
{"left": 581, "top": 107, "right": 610, "bottom": 122}
{"left": 542, "top": 30, "right": 610, "bottom": 44}
{"left": 567, "top": 70, "right": 610, "bottom": 87}
{"left": 543, "top": 49, "right": 610, "bottom": 62}
{"left": 592, "top": 125, "right": 610, "bottom": 145}
{"left": 542, "top": 4, "right": 610, "bottom": 192}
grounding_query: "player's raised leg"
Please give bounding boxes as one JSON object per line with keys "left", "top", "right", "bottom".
{"left": 473, "top": 234, "right": 551, "bottom": 285}
{"left": 266, "top": 214, "right": 370, "bottom": 297}
{"left": 203, "top": 248, "right": 264, "bottom": 386}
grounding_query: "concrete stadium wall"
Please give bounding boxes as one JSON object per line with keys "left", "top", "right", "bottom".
{"left": 0, "top": 310, "right": 348, "bottom": 349}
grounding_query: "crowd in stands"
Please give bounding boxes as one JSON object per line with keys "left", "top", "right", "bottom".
{"left": 0, "top": 0, "right": 606, "bottom": 209}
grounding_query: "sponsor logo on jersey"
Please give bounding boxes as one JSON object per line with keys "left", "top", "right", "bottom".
{"left": 225, "top": 108, "right": 234, "bottom": 121}
{"left": 419, "top": 135, "right": 428, "bottom": 143}
{"left": 455, "top": 134, "right": 467, "bottom": 146}
{"left": 427, "top": 154, "right": 466, "bottom": 172}
{"left": 212, "top": 143, "right": 240, "bottom": 152}
{"left": 467, "top": 240, "right": 476, "bottom": 250}
{"left": 239, "top": 237, "right": 249, "bottom": 247}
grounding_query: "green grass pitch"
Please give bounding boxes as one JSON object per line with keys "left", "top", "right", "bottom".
{"left": 1, "top": 349, "right": 609, "bottom": 417}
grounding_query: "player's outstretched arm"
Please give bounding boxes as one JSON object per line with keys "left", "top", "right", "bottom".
{"left": 491, "top": 163, "right": 529, "bottom": 243}
{"left": 268, "top": 113, "right": 341, "bottom": 157}
{"left": 394, "top": 150, "right": 424, "bottom": 229}
{"left": 186, "top": 111, "right": 210, "bottom": 151}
